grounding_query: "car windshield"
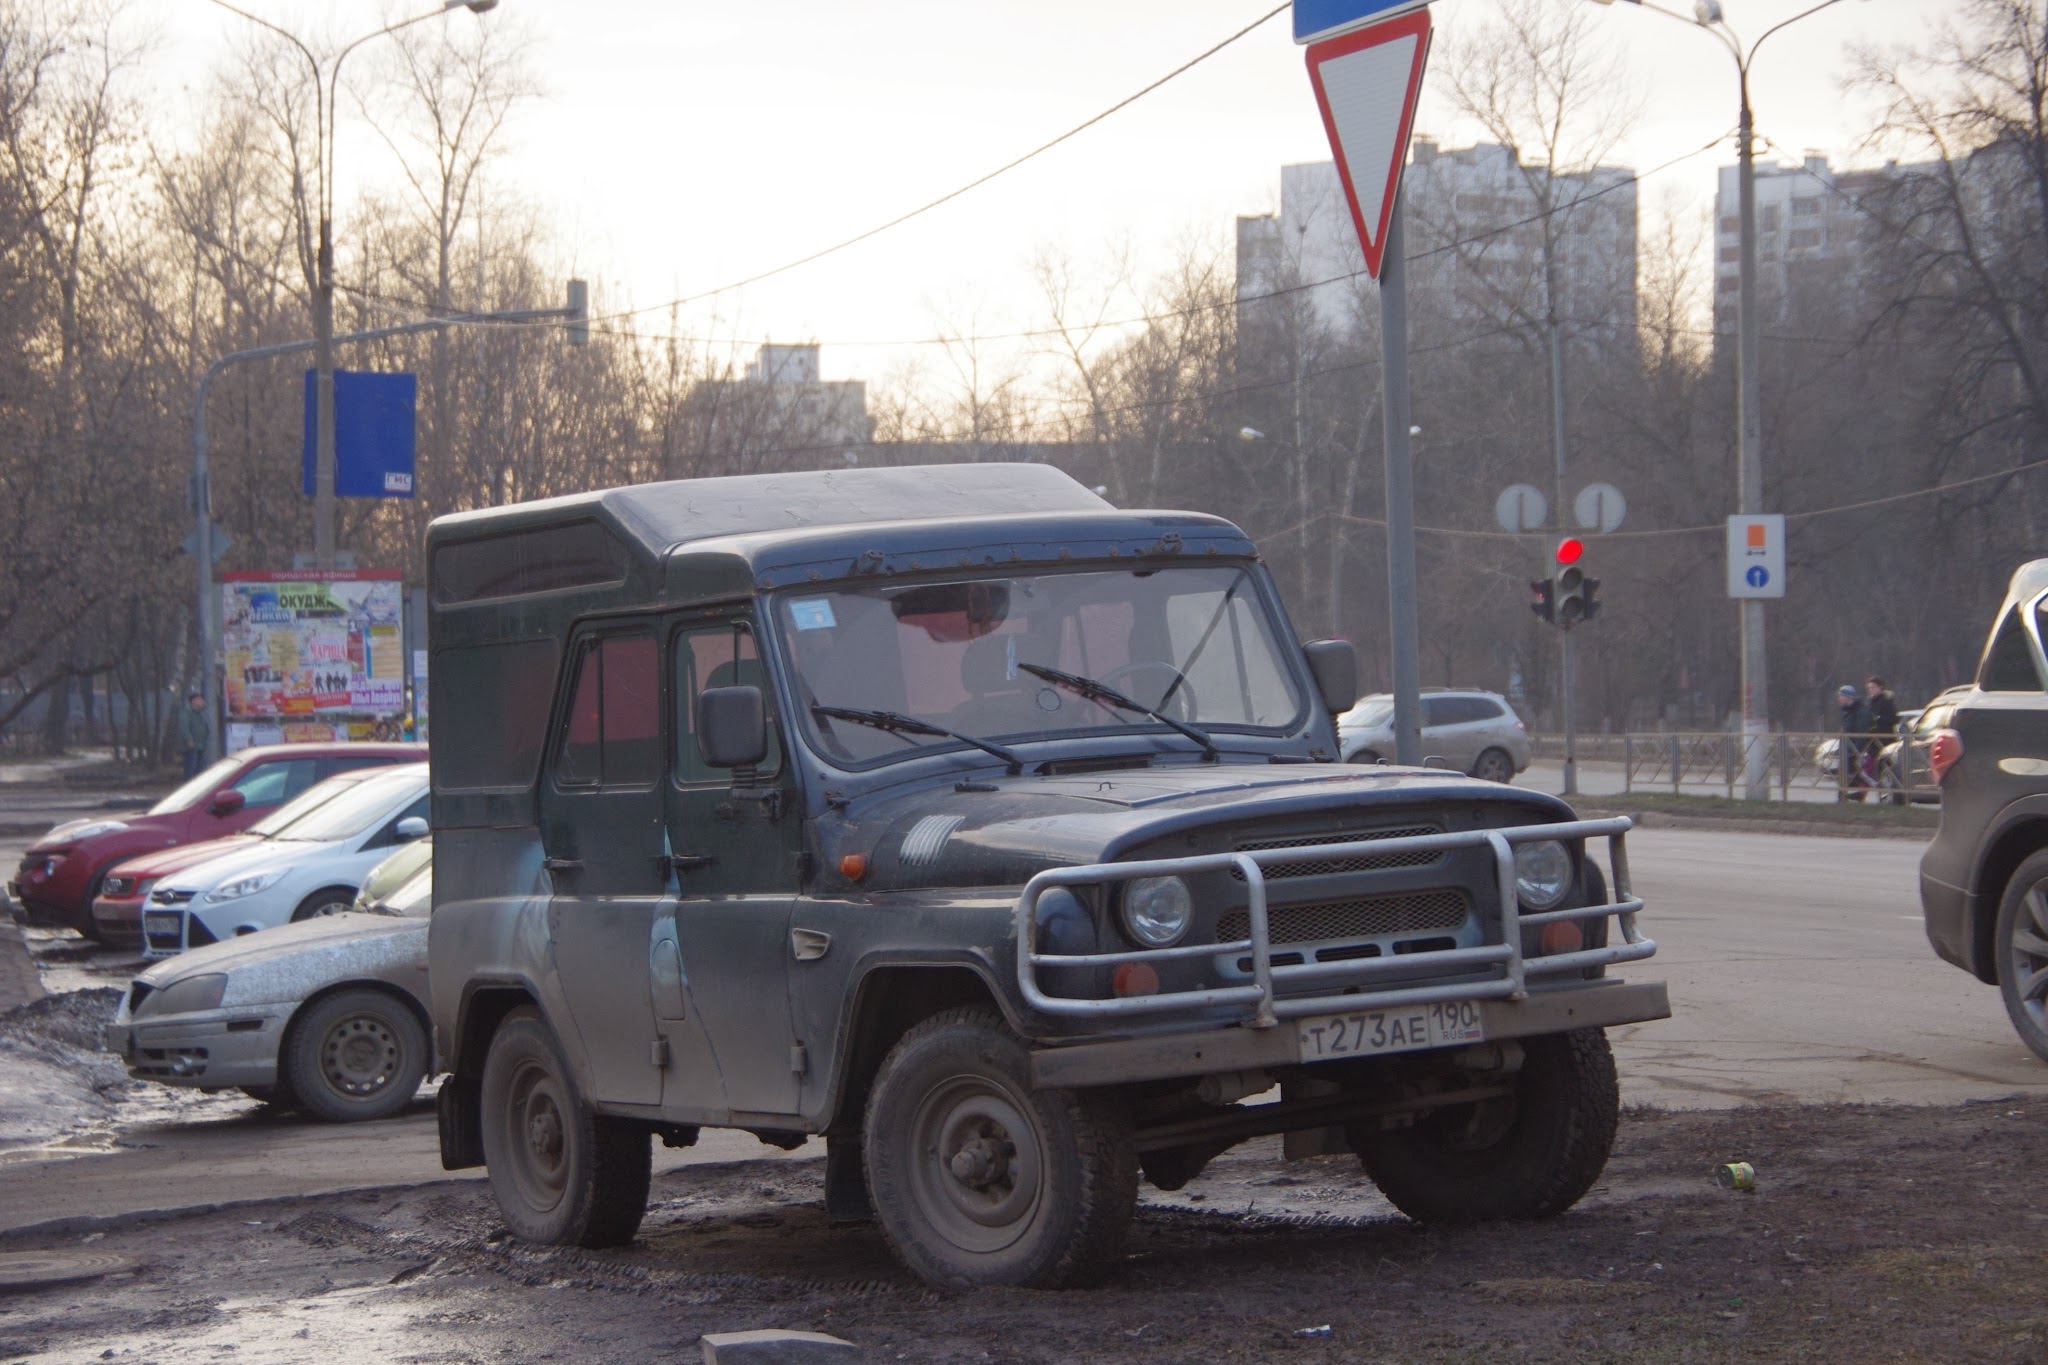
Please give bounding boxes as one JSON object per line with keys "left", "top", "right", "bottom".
{"left": 148, "top": 756, "right": 243, "bottom": 815}
{"left": 773, "top": 565, "right": 1304, "bottom": 768}
{"left": 246, "top": 774, "right": 358, "bottom": 837}
{"left": 1344, "top": 701, "right": 1395, "bottom": 728}
{"left": 272, "top": 767, "right": 422, "bottom": 842}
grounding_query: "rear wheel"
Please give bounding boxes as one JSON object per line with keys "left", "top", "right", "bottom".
{"left": 1347, "top": 749, "right": 1382, "bottom": 765}
{"left": 480, "top": 1008, "right": 650, "bottom": 1247}
{"left": 283, "top": 988, "right": 428, "bottom": 1122}
{"left": 1993, "top": 852, "right": 2048, "bottom": 1063}
{"left": 863, "top": 1007, "right": 1137, "bottom": 1288}
{"left": 1471, "top": 747, "right": 1516, "bottom": 783}
{"left": 1350, "top": 1029, "right": 1618, "bottom": 1223}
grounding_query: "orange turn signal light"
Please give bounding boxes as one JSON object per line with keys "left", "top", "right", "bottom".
{"left": 1540, "top": 920, "right": 1583, "bottom": 955}
{"left": 838, "top": 853, "right": 868, "bottom": 881}
{"left": 1111, "top": 962, "right": 1160, "bottom": 997}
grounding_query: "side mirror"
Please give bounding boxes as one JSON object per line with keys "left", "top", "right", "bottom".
{"left": 1303, "top": 640, "right": 1359, "bottom": 717}
{"left": 698, "top": 685, "right": 768, "bottom": 771}
{"left": 207, "top": 789, "right": 247, "bottom": 817}
{"left": 394, "top": 816, "right": 430, "bottom": 841}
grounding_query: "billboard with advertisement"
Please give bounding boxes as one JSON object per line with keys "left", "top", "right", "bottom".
{"left": 221, "top": 571, "right": 406, "bottom": 727}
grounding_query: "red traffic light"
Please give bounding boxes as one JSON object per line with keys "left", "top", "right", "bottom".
{"left": 1555, "top": 537, "right": 1584, "bottom": 566}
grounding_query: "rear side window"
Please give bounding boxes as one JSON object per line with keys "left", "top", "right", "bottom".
{"left": 1979, "top": 607, "right": 2042, "bottom": 692}
{"left": 433, "top": 639, "right": 560, "bottom": 790}
{"left": 555, "top": 634, "right": 660, "bottom": 789}
{"left": 231, "top": 758, "right": 317, "bottom": 807}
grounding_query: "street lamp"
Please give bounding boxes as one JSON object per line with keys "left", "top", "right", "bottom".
{"left": 1590, "top": 0, "right": 1857, "bottom": 797}
{"left": 204, "top": 0, "right": 499, "bottom": 569}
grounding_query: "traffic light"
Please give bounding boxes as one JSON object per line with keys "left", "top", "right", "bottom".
{"left": 1582, "top": 574, "right": 1602, "bottom": 622}
{"left": 1557, "top": 564, "right": 1590, "bottom": 624}
{"left": 1529, "top": 578, "right": 1555, "bottom": 623}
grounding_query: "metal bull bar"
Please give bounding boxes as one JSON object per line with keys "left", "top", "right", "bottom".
{"left": 1013, "top": 817, "right": 1652, "bottom": 1028}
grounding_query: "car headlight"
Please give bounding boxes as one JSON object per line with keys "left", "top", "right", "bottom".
{"left": 205, "top": 870, "right": 283, "bottom": 903}
{"left": 145, "top": 973, "right": 228, "bottom": 1016}
{"left": 102, "top": 875, "right": 134, "bottom": 897}
{"left": 1513, "top": 840, "right": 1573, "bottom": 911}
{"left": 1120, "top": 876, "right": 1193, "bottom": 948}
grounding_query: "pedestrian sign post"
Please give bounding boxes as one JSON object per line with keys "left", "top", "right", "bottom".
{"left": 1727, "top": 514, "right": 1785, "bottom": 599}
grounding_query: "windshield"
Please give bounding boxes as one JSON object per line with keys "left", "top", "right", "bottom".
{"left": 247, "top": 774, "right": 357, "bottom": 837}
{"left": 1343, "top": 701, "right": 1395, "bottom": 729}
{"left": 149, "top": 757, "right": 242, "bottom": 815}
{"left": 773, "top": 565, "right": 1305, "bottom": 768}
{"left": 272, "top": 767, "right": 423, "bottom": 843}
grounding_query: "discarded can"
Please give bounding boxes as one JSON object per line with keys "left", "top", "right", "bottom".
{"left": 1715, "top": 1161, "right": 1756, "bottom": 1191}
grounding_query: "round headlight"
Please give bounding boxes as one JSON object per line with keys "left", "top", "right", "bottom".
{"left": 1121, "top": 876, "right": 1193, "bottom": 948}
{"left": 1513, "top": 840, "right": 1573, "bottom": 911}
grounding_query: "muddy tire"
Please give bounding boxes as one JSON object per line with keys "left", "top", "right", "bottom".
{"left": 480, "top": 1008, "right": 649, "bottom": 1248}
{"left": 282, "top": 988, "right": 428, "bottom": 1123}
{"left": 863, "top": 1007, "right": 1137, "bottom": 1288}
{"left": 1351, "top": 1028, "right": 1618, "bottom": 1223}
{"left": 1993, "top": 851, "right": 2048, "bottom": 1063}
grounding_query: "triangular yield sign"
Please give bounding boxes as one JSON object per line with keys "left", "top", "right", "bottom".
{"left": 1305, "top": 8, "right": 1432, "bottom": 282}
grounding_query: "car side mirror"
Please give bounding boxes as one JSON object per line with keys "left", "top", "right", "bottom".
{"left": 394, "top": 816, "right": 430, "bottom": 841}
{"left": 1303, "top": 640, "right": 1359, "bottom": 717}
{"left": 698, "top": 685, "right": 768, "bottom": 771}
{"left": 207, "top": 789, "right": 246, "bottom": 817}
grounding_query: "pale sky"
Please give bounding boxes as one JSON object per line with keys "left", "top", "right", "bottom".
{"left": 156, "top": 0, "right": 1939, "bottom": 389}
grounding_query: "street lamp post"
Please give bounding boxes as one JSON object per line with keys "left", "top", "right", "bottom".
{"left": 1591, "top": 0, "right": 1856, "bottom": 798}
{"left": 205, "top": 0, "right": 499, "bottom": 570}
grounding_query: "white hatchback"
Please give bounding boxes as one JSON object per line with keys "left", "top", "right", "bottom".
{"left": 141, "top": 763, "right": 429, "bottom": 958}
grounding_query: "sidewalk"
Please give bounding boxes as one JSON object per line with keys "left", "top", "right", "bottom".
{"left": 0, "top": 749, "right": 168, "bottom": 838}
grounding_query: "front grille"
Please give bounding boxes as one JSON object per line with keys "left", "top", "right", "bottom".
{"left": 1219, "top": 889, "right": 1470, "bottom": 947}
{"left": 149, "top": 888, "right": 194, "bottom": 906}
{"left": 1231, "top": 826, "right": 1444, "bottom": 879}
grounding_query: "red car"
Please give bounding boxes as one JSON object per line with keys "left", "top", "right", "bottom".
{"left": 10, "top": 742, "right": 424, "bottom": 940}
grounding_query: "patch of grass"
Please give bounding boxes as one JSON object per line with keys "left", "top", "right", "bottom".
{"left": 1572, "top": 791, "right": 1940, "bottom": 829}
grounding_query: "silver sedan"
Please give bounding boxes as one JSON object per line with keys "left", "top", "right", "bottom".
{"left": 106, "top": 864, "right": 432, "bottom": 1122}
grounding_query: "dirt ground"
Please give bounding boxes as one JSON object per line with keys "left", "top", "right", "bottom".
{"left": 2, "top": 1094, "right": 2043, "bottom": 1364}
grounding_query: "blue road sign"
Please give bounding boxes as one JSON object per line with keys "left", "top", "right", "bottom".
{"left": 1745, "top": 565, "right": 1770, "bottom": 590}
{"left": 1294, "top": 0, "right": 1430, "bottom": 45}
{"left": 303, "top": 369, "right": 418, "bottom": 499}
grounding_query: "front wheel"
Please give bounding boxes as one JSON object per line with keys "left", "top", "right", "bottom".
{"left": 1993, "top": 852, "right": 2048, "bottom": 1063}
{"left": 1350, "top": 1029, "right": 1619, "bottom": 1223}
{"left": 290, "top": 888, "right": 355, "bottom": 922}
{"left": 863, "top": 1007, "right": 1137, "bottom": 1288}
{"left": 283, "top": 988, "right": 428, "bottom": 1122}
{"left": 480, "top": 1008, "right": 650, "bottom": 1247}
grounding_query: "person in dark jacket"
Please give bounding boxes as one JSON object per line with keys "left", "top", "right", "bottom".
{"left": 1865, "top": 676, "right": 1900, "bottom": 741}
{"left": 1838, "top": 684, "right": 1873, "bottom": 800}
{"left": 176, "top": 692, "right": 208, "bottom": 778}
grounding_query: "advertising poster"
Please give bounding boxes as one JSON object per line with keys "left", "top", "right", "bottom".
{"left": 221, "top": 571, "right": 406, "bottom": 727}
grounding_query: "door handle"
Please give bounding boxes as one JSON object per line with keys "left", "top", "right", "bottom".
{"left": 543, "top": 857, "right": 584, "bottom": 874}
{"left": 663, "top": 854, "right": 716, "bottom": 874}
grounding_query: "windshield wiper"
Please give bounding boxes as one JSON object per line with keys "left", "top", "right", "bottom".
{"left": 812, "top": 704, "right": 1023, "bottom": 775}
{"left": 1016, "top": 662, "right": 1218, "bottom": 761}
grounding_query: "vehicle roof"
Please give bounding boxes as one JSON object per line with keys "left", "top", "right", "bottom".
{"left": 227, "top": 742, "right": 424, "bottom": 763}
{"left": 2009, "top": 560, "right": 2048, "bottom": 605}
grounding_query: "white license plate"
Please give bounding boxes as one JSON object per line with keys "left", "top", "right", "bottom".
{"left": 1296, "top": 1000, "right": 1485, "bottom": 1061}
{"left": 144, "top": 913, "right": 181, "bottom": 937}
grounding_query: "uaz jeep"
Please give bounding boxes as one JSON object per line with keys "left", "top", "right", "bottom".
{"left": 425, "top": 464, "right": 1668, "bottom": 1289}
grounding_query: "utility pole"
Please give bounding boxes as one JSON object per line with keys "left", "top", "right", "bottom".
{"left": 1381, "top": 192, "right": 1423, "bottom": 767}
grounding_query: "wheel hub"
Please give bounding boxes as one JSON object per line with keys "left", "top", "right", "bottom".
{"left": 947, "top": 1133, "right": 1012, "bottom": 1190}
{"left": 322, "top": 1017, "right": 397, "bottom": 1096}
{"left": 527, "top": 1106, "right": 563, "bottom": 1160}
{"left": 908, "top": 1077, "right": 1046, "bottom": 1253}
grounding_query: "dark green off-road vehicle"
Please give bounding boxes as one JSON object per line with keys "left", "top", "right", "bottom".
{"left": 426, "top": 464, "right": 1668, "bottom": 1289}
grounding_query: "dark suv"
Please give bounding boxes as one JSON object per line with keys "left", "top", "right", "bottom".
{"left": 426, "top": 463, "right": 1669, "bottom": 1290}
{"left": 1921, "top": 560, "right": 2048, "bottom": 1061}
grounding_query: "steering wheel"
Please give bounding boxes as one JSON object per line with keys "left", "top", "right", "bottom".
{"left": 1098, "top": 662, "right": 1200, "bottom": 724}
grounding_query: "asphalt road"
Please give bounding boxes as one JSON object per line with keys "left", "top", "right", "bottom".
{"left": 5, "top": 824, "right": 2045, "bottom": 1237}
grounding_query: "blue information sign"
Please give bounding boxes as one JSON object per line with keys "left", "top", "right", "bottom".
{"left": 1294, "top": 0, "right": 1430, "bottom": 45}
{"left": 302, "top": 369, "right": 418, "bottom": 499}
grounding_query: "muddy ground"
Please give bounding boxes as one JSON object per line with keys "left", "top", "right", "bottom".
{"left": 3, "top": 1096, "right": 2044, "bottom": 1364}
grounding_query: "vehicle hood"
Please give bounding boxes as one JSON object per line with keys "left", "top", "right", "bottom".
{"left": 838, "top": 762, "right": 1576, "bottom": 891}
{"left": 135, "top": 909, "right": 423, "bottom": 988}
{"left": 107, "top": 834, "right": 261, "bottom": 881}
{"left": 29, "top": 810, "right": 173, "bottom": 855}
{"left": 155, "top": 837, "right": 341, "bottom": 893}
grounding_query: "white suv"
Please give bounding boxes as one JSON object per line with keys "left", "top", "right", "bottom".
{"left": 1337, "top": 689, "right": 1532, "bottom": 782}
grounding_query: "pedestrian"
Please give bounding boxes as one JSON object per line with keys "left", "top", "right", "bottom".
{"left": 177, "top": 691, "right": 208, "bottom": 779}
{"left": 1865, "top": 676, "right": 1899, "bottom": 740}
{"left": 1837, "top": 684, "right": 1873, "bottom": 800}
